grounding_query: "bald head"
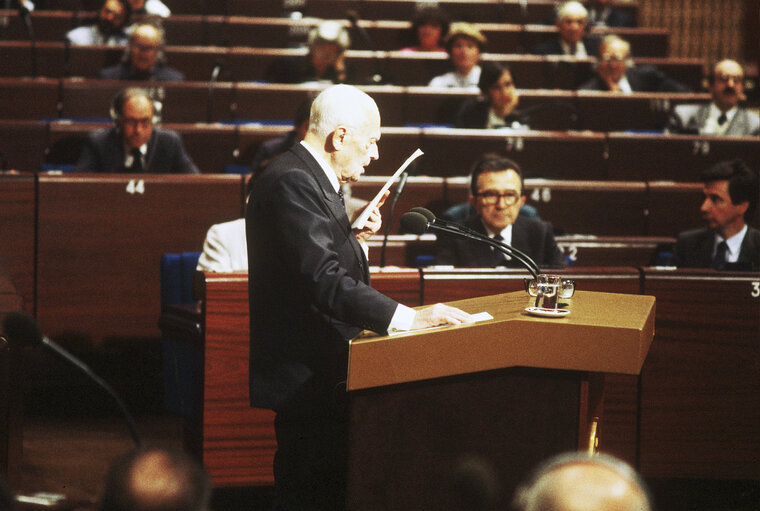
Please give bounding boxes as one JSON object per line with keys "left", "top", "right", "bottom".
{"left": 307, "top": 84, "right": 380, "bottom": 140}
{"left": 100, "top": 448, "right": 211, "bottom": 511}
{"left": 514, "top": 453, "right": 651, "bottom": 511}
{"left": 304, "top": 84, "right": 381, "bottom": 183}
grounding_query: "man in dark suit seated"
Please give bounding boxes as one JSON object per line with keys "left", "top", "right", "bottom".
{"left": 666, "top": 59, "right": 760, "bottom": 136}
{"left": 75, "top": 87, "right": 198, "bottom": 173}
{"left": 578, "top": 35, "right": 689, "bottom": 92}
{"left": 435, "top": 156, "right": 566, "bottom": 268}
{"left": 246, "top": 84, "right": 472, "bottom": 511}
{"left": 540, "top": 0, "right": 636, "bottom": 28}
{"left": 531, "top": 1, "right": 600, "bottom": 58}
{"left": 250, "top": 96, "right": 313, "bottom": 177}
{"left": 99, "top": 21, "right": 184, "bottom": 81}
{"left": 669, "top": 159, "right": 759, "bottom": 271}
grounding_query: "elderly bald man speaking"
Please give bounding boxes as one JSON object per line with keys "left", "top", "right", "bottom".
{"left": 246, "top": 84, "right": 473, "bottom": 510}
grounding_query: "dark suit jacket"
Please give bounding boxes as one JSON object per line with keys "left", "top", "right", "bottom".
{"left": 435, "top": 215, "right": 566, "bottom": 269}
{"left": 98, "top": 62, "right": 185, "bottom": 81}
{"left": 588, "top": 6, "right": 635, "bottom": 27}
{"left": 454, "top": 98, "right": 523, "bottom": 129}
{"left": 578, "top": 65, "right": 689, "bottom": 92}
{"left": 666, "top": 104, "right": 760, "bottom": 136}
{"left": 530, "top": 36, "right": 600, "bottom": 57}
{"left": 75, "top": 127, "right": 198, "bottom": 173}
{"left": 669, "top": 226, "right": 760, "bottom": 271}
{"left": 246, "top": 143, "right": 398, "bottom": 413}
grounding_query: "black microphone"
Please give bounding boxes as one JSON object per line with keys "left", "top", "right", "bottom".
{"left": 18, "top": 1, "right": 36, "bottom": 77}
{"left": 379, "top": 166, "right": 413, "bottom": 267}
{"left": 346, "top": 10, "right": 386, "bottom": 84}
{"left": 411, "top": 207, "right": 540, "bottom": 275}
{"left": 400, "top": 210, "right": 539, "bottom": 279}
{"left": 206, "top": 62, "right": 222, "bottom": 124}
{"left": 2, "top": 312, "right": 142, "bottom": 446}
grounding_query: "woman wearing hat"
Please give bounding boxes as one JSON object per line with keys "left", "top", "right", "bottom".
{"left": 428, "top": 22, "right": 486, "bottom": 89}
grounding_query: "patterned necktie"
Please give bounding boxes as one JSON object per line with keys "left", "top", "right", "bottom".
{"left": 129, "top": 148, "right": 143, "bottom": 172}
{"left": 493, "top": 234, "right": 509, "bottom": 266}
{"left": 337, "top": 189, "right": 345, "bottom": 208}
{"left": 717, "top": 113, "right": 728, "bottom": 126}
{"left": 711, "top": 240, "right": 728, "bottom": 270}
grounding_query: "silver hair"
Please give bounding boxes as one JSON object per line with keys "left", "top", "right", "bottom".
{"left": 513, "top": 452, "right": 652, "bottom": 511}
{"left": 308, "top": 84, "right": 378, "bottom": 139}
{"left": 556, "top": 0, "right": 588, "bottom": 20}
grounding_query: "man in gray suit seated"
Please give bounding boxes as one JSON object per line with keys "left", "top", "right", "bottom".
{"left": 667, "top": 59, "right": 759, "bottom": 136}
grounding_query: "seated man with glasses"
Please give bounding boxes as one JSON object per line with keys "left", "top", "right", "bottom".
{"left": 75, "top": 87, "right": 198, "bottom": 173}
{"left": 99, "top": 21, "right": 184, "bottom": 81}
{"left": 434, "top": 156, "right": 566, "bottom": 268}
{"left": 578, "top": 35, "right": 688, "bottom": 93}
{"left": 667, "top": 59, "right": 759, "bottom": 136}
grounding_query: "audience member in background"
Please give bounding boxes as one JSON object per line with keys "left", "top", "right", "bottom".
{"left": 267, "top": 21, "right": 353, "bottom": 84}
{"left": 400, "top": 6, "right": 449, "bottom": 52}
{"left": 76, "top": 87, "right": 198, "bottom": 173}
{"left": 197, "top": 218, "right": 248, "bottom": 272}
{"left": 66, "top": 0, "right": 131, "bottom": 46}
{"left": 99, "top": 447, "right": 211, "bottom": 511}
{"left": 99, "top": 21, "right": 184, "bottom": 81}
{"left": 435, "top": 156, "right": 564, "bottom": 268}
{"left": 669, "top": 159, "right": 759, "bottom": 271}
{"left": 128, "top": 0, "right": 169, "bottom": 17}
{"left": 585, "top": 0, "right": 636, "bottom": 27}
{"left": 667, "top": 59, "right": 759, "bottom": 136}
{"left": 578, "top": 35, "right": 689, "bottom": 92}
{"left": 250, "top": 97, "right": 313, "bottom": 177}
{"left": 513, "top": 452, "right": 652, "bottom": 511}
{"left": 531, "top": 1, "right": 600, "bottom": 58}
{"left": 454, "top": 62, "right": 526, "bottom": 129}
{"left": 541, "top": 0, "right": 636, "bottom": 28}
{"left": 428, "top": 22, "right": 486, "bottom": 89}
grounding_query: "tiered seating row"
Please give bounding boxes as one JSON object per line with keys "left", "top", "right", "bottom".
{"left": 0, "top": 78, "right": 711, "bottom": 130}
{"left": 0, "top": 41, "right": 703, "bottom": 90}
{"left": 31, "top": 0, "right": 638, "bottom": 25}
{"left": 0, "top": 12, "right": 664, "bottom": 56}
{"left": 2, "top": 119, "right": 757, "bottom": 182}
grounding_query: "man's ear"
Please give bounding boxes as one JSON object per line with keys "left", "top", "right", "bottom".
{"left": 330, "top": 126, "right": 348, "bottom": 151}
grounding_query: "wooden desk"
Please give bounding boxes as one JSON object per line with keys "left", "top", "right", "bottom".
{"left": 639, "top": 268, "right": 760, "bottom": 479}
{"left": 0, "top": 173, "right": 35, "bottom": 314}
{"left": 0, "top": 120, "right": 49, "bottom": 172}
{"left": 606, "top": 133, "right": 760, "bottom": 182}
{"left": 418, "top": 129, "right": 608, "bottom": 179}
{"left": 35, "top": 174, "right": 244, "bottom": 344}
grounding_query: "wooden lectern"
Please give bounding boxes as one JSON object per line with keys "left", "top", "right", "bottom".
{"left": 346, "top": 290, "right": 655, "bottom": 511}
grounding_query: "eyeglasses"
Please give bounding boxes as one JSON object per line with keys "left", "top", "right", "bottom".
{"left": 476, "top": 191, "right": 521, "bottom": 205}
{"left": 715, "top": 73, "right": 743, "bottom": 83}
{"left": 600, "top": 54, "right": 628, "bottom": 62}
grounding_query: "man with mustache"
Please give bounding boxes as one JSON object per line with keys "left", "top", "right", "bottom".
{"left": 667, "top": 59, "right": 759, "bottom": 136}
{"left": 66, "top": 0, "right": 131, "bottom": 46}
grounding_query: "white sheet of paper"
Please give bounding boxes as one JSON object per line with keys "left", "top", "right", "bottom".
{"left": 351, "top": 148, "right": 424, "bottom": 230}
{"left": 387, "top": 311, "right": 494, "bottom": 336}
